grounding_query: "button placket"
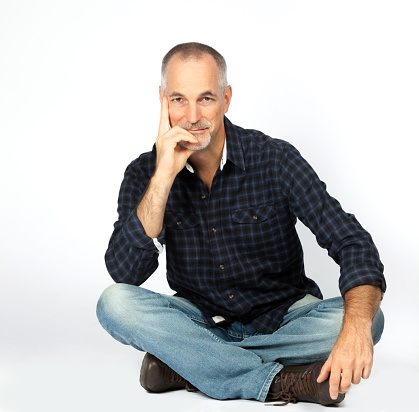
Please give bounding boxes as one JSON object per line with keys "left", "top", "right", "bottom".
{"left": 207, "top": 172, "right": 233, "bottom": 300}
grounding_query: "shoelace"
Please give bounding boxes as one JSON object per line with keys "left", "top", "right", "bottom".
{"left": 168, "top": 369, "right": 198, "bottom": 392}
{"left": 185, "top": 382, "right": 198, "bottom": 392}
{"left": 169, "top": 369, "right": 185, "bottom": 384}
{"left": 266, "top": 370, "right": 315, "bottom": 407}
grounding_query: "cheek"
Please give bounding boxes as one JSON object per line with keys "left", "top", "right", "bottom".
{"left": 168, "top": 109, "right": 184, "bottom": 125}
{"left": 208, "top": 109, "right": 223, "bottom": 126}
{"left": 203, "top": 107, "right": 221, "bottom": 122}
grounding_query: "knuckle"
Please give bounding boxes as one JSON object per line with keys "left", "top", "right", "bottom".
{"left": 329, "top": 376, "right": 340, "bottom": 386}
{"left": 340, "top": 382, "right": 351, "bottom": 392}
{"left": 363, "top": 370, "right": 371, "bottom": 379}
{"left": 353, "top": 376, "right": 361, "bottom": 384}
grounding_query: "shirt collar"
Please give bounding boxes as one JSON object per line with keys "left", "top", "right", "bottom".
{"left": 185, "top": 117, "right": 245, "bottom": 173}
{"left": 224, "top": 116, "right": 246, "bottom": 171}
{"left": 185, "top": 126, "right": 228, "bottom": 174}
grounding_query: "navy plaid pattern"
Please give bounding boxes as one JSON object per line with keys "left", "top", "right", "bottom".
{"left": 105, "top": 117, "right": 386, "bottom": 334}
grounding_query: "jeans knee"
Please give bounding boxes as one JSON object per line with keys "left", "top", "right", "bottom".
{"left": 372, "top": 307, "right": 385, "bottom": 345}
{"left": 96, "top": 283, "right": 133, "bottom": 329}
{"left": 96, "top": 284, "right": 166, "bottom": 331}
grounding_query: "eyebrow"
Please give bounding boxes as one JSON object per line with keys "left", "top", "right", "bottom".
{"left": 199, "top": 91, "right": 217, "bottom": 98}
{"left": 168, "top": 91, "right": 185, "bottom": 98}
{"left": 167, "top": 90, "right": 217, "bottom": 98}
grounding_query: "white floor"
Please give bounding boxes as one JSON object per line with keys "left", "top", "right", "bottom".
{"left": 1, "top": 289, "right": 418, "bottom": 412}
{"left": 1, "top": 348, "right": 417, "bottom": 412}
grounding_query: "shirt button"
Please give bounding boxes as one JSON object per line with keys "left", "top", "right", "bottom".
{"left": 229, "top": 294, "right": 234, "bottom": 299}
{"left": 219, "top": 264, "right": 225, "bottom": 270}
{"left": 212, "top": 227, "right": 217, "bottom": 233}
{"left": 201, "top": 195, "right": 207, "bottom": 199}
{"left": 176, "top": 221, "right": 182, "bottom": 226}
{"left": 253, "top": 215, "right": 258, "bottom": 220}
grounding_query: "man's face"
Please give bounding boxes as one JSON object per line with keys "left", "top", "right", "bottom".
{"left": 160, "top": 54, "right": 232, "bottom": 151}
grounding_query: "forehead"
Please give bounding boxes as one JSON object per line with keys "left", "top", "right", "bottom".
{"left": 165, "top": 54, "right": 220, "bottom": 94}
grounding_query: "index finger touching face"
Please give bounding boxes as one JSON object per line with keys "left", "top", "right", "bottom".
{"left": 158, "top": 96, "right": 171, "bottom": 137}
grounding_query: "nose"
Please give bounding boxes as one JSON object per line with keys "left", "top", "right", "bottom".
{"left": 185, "top": 103, "right": 202, "bottom": 125}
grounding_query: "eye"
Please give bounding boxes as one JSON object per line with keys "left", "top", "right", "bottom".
{"left": 172, "top": 97, "right": 183, "bottom": 103}
{"left": 201, "top": 96, "right": 214, "bottom": 102}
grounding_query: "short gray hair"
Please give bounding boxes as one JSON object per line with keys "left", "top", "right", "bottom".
{"left": 161, "top": 42, "right": 228, "bottom": 94}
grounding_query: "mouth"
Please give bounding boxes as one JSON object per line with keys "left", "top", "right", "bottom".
{"left": 186, "top": 128, "right": 208, "bottom": 134}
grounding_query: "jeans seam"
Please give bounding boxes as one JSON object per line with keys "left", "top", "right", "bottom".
{"left": 197, "top": 324, "right": 226, "bottom": 344}
{"left": 167, "top": 302, "right": 207, "bottom": 325}
{"left": 257, "top": 363, "right": 282, "bottom": 401}
{"left": 228, "top": 331, "right": 244, "bottom": 339}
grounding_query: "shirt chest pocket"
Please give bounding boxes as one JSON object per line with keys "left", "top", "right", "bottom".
{"left": 231, "top": 203, "right": 276, "bottom": 224}
{"left": 230, "top": 203, "right": 279, "bottom": 259}
{"left": 165, "top": 212, "right": 200, "bottom": 230}
{"left": 164, "top": 211, "right": 202, "bottom": 269}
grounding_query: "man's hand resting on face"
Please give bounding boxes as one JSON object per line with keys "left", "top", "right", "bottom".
{"left": 136, "top": 97, "right": 197, "bottom": 239}
{"left": 154, "top": 97, "right": 197, "bottom": 181}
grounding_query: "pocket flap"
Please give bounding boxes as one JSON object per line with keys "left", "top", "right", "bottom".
{"left": 231, "top": 203, "right": 276, "bottom": 224}
{"left": 165, "top": 211, "right": 200, "bottom": 229}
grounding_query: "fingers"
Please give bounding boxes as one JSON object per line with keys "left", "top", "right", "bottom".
{"left": 339, "top": 367, "right": 353, "bottom": 394}
{"left": 328, "top": 365, "right": 342, "bottom": 400}
{"left": 362, "top": 361, "right": 373, "bottom": 380}
{"left": 325, "top": 361, "right": 373, "bottom": 399}
{"left": 155, "top": 96, "right": 199, "bottom": 179}
{"left": 158, "top": 127, "right": 198, "bottom": 148}
{"left": 157, "top": 97, "right": 198, "bottom": 146}
{"left": 317, "top": 359, "right": 331, "bottom": 383}
{"left": 158, "top": 96, "right": 171, "bottom": 137}
{"left": 320, "top": 350, "right": 374, "bottom": 400}
{"left": 154, "top": 123, "right": 197, "bottom": 179}
{"left": 352, "top": 368, "right": 362, "bottom": 385}
{"left": 317, "top": 358, "right": 343, "bottom": 400}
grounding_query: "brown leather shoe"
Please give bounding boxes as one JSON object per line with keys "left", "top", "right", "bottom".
{"left": 139, "top": 353, "right": 198, "bottom": 393}
{"left": 266, "top": 361, "right": 345, "bottom": 406}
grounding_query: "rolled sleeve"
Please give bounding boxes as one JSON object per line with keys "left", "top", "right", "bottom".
{"left": 105, "top": 153, "right": 164, "bottom": 285}
{"left": 339, "top": 265, "right": 386, "bottom": 296}
{"left": 277, "top": 143, "right": 386, "bottom": 296}
{"left": 123, "top": 208, "right": 166, "bottom": 251}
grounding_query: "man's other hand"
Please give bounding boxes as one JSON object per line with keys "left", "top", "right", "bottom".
{"left": 317, "top": 328, "right": 374, "bottom": 399}
{"left": 316, "top": 285, "right": 381, "bottom": 400}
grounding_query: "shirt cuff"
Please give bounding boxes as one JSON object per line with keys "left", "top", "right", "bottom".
{"left": 339, "top": 266, "right": 387, "bottom": 297}
{"left": 123, "top": 209, "right": 166, "bottom": 251}
{"left": 153, "top": 238, "right": 164, "bottom": 254}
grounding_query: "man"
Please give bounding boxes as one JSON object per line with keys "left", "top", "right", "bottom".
{"left": 97, "top": 42, "right": 385, "bottom": 406}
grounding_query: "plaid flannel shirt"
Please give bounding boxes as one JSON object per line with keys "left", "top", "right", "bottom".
{"left": 105, "top": 117, "right": 386, "bottom": 334}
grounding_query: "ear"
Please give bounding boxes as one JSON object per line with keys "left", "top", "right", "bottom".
{"left": 159, "top": 86, "right": 163, "bottom": 103}
{"left": 223, "top": 85, "right": 232, "bottom": 115}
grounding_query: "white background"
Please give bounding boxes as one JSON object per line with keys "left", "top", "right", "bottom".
{"left": 1, "top": 1, "right": 418, "bottom": 411}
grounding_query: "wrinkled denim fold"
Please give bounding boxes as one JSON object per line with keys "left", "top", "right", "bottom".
{"left": 97, "top": 284, "right": 384, "bottom": 402}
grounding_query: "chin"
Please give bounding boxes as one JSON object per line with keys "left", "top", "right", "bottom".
{"left": 179, "top": 134, "right": 211, "bottom": 151}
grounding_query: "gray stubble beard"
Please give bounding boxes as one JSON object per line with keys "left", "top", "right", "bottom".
{"left": 177, "top": 125, "right": 212, "bottom": 151}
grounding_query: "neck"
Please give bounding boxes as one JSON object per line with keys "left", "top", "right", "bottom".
{"left": 189, "top": 125, "right": 225, "bottom": 170}
{"left": 188, "top": 133, "right": 225, "bottom": 193}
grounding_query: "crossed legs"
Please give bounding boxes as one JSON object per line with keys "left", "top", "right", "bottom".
{"left": 96, "top": 283, "right": 384, "bottom": 402}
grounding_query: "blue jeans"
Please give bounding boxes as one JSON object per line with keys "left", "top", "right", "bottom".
{"left": 96, "top": 284, "right": 384, "bottom": 402}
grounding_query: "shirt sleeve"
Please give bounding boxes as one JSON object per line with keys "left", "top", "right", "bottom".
{"left": 277, "top": 143, "right": 386, "bottom": 296}
{"left": 105, "top": 159, "right": 165, "bottom": 285}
